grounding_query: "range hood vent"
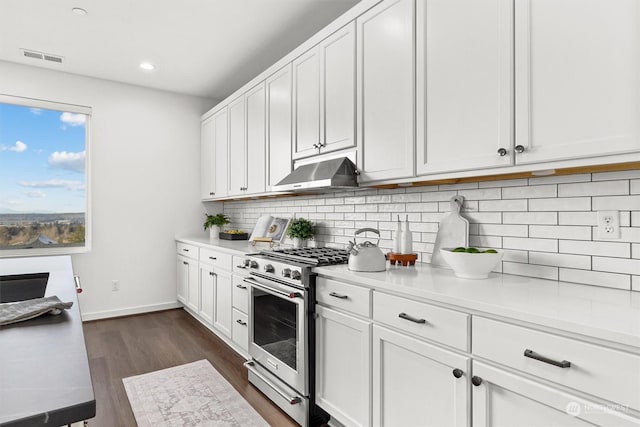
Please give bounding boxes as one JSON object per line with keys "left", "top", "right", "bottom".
{"left": 272, "top": 157, "right": 359, "bottom": 192}
{"left": 21, "top": 49, "right": 64, "bottom": 64}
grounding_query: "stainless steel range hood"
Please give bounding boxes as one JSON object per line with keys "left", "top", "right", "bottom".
{"left": 272, "top": 157, "right": 359, "bottom": 192}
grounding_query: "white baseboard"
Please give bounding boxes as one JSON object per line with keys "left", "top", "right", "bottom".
{"left": 81, "top": 301, "right": 182, "bottom": 321}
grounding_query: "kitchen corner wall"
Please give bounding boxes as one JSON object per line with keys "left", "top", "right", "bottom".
{"left": 225, "top": 170, "right": 640, "bottom": 292}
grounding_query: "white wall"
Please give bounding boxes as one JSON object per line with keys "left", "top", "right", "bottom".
{"left": 0, "top": 60, "right": 215, "bottom": 319}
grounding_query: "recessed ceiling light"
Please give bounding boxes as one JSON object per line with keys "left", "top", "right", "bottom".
{"left": 139, "top": 62, "right": 156, "bottom": 71}
{"left": 72, "top": 7, "right": 88, "bottom": 16}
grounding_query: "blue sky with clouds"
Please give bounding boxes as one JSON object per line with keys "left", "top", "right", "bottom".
{"left": 0, "top": 103, "right": 86, "bottom": 213}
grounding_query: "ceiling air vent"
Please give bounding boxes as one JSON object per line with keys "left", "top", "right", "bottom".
{"left": 21, "top": 49, "right": 64, "bottom": 64}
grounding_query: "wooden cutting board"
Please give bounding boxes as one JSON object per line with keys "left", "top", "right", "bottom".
{"left": 431, "top": 195, "right": 469, "bottom": 268}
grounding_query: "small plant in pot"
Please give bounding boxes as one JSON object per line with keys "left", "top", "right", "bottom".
{"left": 203, "top": 213, "right": 230, "bottom": 240}
{"left": 287, "top": 218, "right": 315, "bottom": 248}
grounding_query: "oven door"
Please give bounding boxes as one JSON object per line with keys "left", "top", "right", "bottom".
{"left": 246, "top": 275, "right": 308, "bottom": 395}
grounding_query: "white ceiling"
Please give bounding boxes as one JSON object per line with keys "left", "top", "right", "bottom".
{"left": 0, "top": 0, "right": 360, "bottom": 100}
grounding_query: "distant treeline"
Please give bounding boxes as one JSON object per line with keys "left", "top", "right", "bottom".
{"left": 0, "top": 213, "right": 85, "bottom": 249}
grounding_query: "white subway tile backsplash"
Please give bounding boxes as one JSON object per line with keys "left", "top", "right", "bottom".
{"left": 502, "top": 185, "right": 557, "bottom": 199}
{"left": 592, "top": 195, "right": 640, "bottom": 211}
{"left": 224, "top": 171, "right": 640, "bottom": 291}
{"left": 503, "top": 212, "right": 557, "bottom": 225}
{"left": 559, "top": 269, "right": 630, "bottom": 290}
{"left": 503, "top": 237, "right": 557, "bottom": 252}
{"left": 559, "top": 240, "right": 630, "bottom": 258}
{"left": 592, "top": 257, "right": 640, "bottom": 275}
{"left": 529, "top": 197, "right": 591, "bottom": 212}
{"left": 558, "top": 180, "right": 629, "bottom": 197}
{"left": 529, "top": 252, "right": 591, "bottom": 269}
{"left": 529, "top": 225, "right": 592, "bottom": 240}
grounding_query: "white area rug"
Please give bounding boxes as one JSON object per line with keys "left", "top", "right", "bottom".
{"left": 123, "top": 359, "right": 269, "bottom": 427}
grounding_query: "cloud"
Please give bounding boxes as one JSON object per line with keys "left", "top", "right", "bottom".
{"left": 48, "top": 150, "right": 85, "bottom": 173}
{"left": 0, "top": 140, "right": 27, "bottom": 152}
{"left": 24, "top": 190, "right": 46, "bottom": 198}
{"left": 30, "top": 108, "right": 43, "bottom": 115}
{"left": 60, "top": 112, "right": 86, "bottom": 127}
{"left": 19, "top": 179, "right": 84, "bottom": 192}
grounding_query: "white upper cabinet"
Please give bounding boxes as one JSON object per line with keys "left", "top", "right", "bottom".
{"left": 228, "top": 95, "right": 246, "bottom": 196}
{"left": 228, "top": 83, "right": 267, "bottom": 196}
{"left": 416, "top": 0, "right": 514, "bottom": 175}
{"left": 245, "top": 82, "right": 266, "bottom": 195}
{"left": 293, "top": 48, "right": 321, "bottom": 158}
{"left": 267, "top": 65, "right": 293, "bottom": 190}
{"left": 293, "top": 23, "right": 356, "bottom": 160}
{"left": 200, "top": 108, "right": 228, "bottom": 200}
{"left": 357, "top": 0, "right": 415, "bottom": 183}
{"left": 514, "top": 0, "right": 640, "bottom": 164}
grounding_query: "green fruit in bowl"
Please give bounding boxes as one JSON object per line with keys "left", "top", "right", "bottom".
{"left": 483, "top": 249, "right": 498, "bottom": 254}
{"left": 465, "top": 247, "right": 480, "bottom": 253}
{"left": 453, "top": 247, "right": 467, "bottom": 252}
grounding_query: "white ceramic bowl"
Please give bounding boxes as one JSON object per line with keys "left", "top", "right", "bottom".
{"left": 439, "top": 248, "right": 504, "bottom": 279}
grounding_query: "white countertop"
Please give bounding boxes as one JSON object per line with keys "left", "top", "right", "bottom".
{"left": 175, "top": 237, "right": 640, "bottom": 350}
{"left": 314, "top": 263, "right": 640, "bottom": 350}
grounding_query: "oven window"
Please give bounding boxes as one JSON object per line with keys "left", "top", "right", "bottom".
{"left": 253, "top": 291, "right": 298, "bottom": 370}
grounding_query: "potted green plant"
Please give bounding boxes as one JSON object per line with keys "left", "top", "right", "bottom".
{"left": 286, "top": 218, "right": 315, "bottom": 248}
{"left": 203, "top": 213, "right": 230, "bottom": 240}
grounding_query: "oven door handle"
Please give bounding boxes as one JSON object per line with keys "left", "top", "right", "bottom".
{"left": 244, "top": 361, "right": 302, "bottom": 405}
{"left": 243, "top": 277, "right": 303, "bottom": 299}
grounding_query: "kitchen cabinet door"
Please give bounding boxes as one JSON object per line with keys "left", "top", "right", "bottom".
{"left": 178, "top": 256, "right": 198, "bottom": 313}
{"left": 472, "top": 361, "right": 639, "bottom": 427}
{"left": 213, "top": 269, "right": 232, "bottom": 338}
{"left": 176, "top": 255, "right": 188, "bottom": 304}
{"left": 514, "top": 0, "right": 640, "bottom": 164}
{"left": 372, "top": 325, "right": 470, "bottom": 427}
{"left": 320, "top": 22, "right": 356, "bottom": 154}
{"left": 228, "top": 95, "right": 246, "bottom": 196}
{"left": 245, "top": 82, "right": 266, "bottom": 195}
{"left": 316, "top": 305, "right": 371, "bottom": 427}
{"left": 266, "top": 64, "right": 293, "bottom": 190}
{"left": 199, "top": 264, "right": 214, "bottom": 325}
{"left": 357, "top": 0, "right": 415, "bottom": 183}
{"left": 293, "top": 48, "right": 321, "bottom": 159}
{"left": 200, "top": 108, "right": 228, "bottom": 200}
{"left": 416, "top": 0, "right": 513, "bottom": 175}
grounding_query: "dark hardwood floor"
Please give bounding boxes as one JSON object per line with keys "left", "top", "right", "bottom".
{"left": 83, "top": 308, "right": 298, "bottom": 427}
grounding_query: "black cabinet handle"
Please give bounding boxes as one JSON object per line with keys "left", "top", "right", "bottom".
{"left": 471, "top": 376, "right": 483, "bottom": 386}
{"left": 452, "top": 368, "right": 463, "bottom": 379}
{"left": 236, "top": 284, "right": 247, "bottom": 289}
{"left": 209, "top": 272, "right": 215, "bottom": 277}
{"left": 329, "top": 292, "right": 348, "bottom": 299}
{"left": 497, "top": 147, "right": 508, "bottom": 156}
{"left": 398, "top": 312, "right": 426, "bottom": 324}
{"left": 182, "top": 248, "right": 189, "bottom": 252}
{"left": 515, "top": 144, "right": 526, "bottom": 153}
{"left": 236, "top": 319, "right": 247, "bottom": 326}
{"left": 209, "top": 256, "right": 217, "bottom": 260}
{"left": 524, "top": 349, "right": 571, "bottom": 368}
{"left": 183, "top": 261, "right": 188, "bottom": 265}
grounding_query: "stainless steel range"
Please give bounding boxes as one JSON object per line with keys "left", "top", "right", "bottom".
{"left": 242, "top": 247, "right": 349, "bottom": 427}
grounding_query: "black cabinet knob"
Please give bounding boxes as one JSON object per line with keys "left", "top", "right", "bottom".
{"left": 497, "top": 147, "right": 507, "bottom": 156}
{"left": 471, "top": 376, "right": 483, "bottom": 386}
{"left": 452, "top": 368, "right": 463, "bottom": 379}
{"left": 515, "top": 144, "right": 525, "bottom": 153}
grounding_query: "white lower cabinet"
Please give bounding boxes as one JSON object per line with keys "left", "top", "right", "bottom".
{"left": 372, "top": 325, "right": 470, "bottom": 427}
{"left": 231, "top": 308, "right": 249, "bottom": 353}
{"left": 199, "top": 264, "right": 215, "bottom": 324}
{"left": 177, "top": 255, "right": 198, "bottom": 312}
{"left": 472, "top": 361, "right": 639, "bottom": 427}
{"left": 316, "top": 305, "right": 371, "bottom": 427}
{"left": 213, "top": 269, "right": 232, "bottom": 338}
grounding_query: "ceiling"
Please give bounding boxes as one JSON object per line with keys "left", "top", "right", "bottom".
{"left": 0, "top": 0, "right": 361, "bottom": 101}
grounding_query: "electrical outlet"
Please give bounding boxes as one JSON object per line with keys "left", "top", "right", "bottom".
{"left": 112, "top": 280, "right": 120, "bottom": 292}
{"left": 597, "top": 210, "right": 620, "bottom": 239}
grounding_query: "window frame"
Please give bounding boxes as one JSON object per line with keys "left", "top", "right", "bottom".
{"left": 0, "top": 93, "right": 92, "bottom": 257}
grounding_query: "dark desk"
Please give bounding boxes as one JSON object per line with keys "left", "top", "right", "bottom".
{"left": 0, "top": 256, "right": 95, "bottom": 426}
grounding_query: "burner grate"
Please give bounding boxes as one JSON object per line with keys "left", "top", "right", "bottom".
{"left": 262, "top": 247, "right": 350, "bottom": 266}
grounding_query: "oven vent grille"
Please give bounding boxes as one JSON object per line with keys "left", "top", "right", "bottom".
{"left": 21, "top": 49, "right": 64, "bottom": 64}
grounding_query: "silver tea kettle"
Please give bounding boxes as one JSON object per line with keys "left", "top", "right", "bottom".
{"left": 347, "top": 228, "right": 387, "bottom": 272}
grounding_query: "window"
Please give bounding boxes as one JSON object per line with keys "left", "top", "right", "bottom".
{"left": 0, "top": 95, "right": 91, "bottom": 256}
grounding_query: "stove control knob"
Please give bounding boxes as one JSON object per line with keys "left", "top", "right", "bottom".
{"left": 290, "top": 270, "right": 302, "bottom": 281}
{"left": 249, "top": 260, "right": 259, "bottom": 269}
{"left": 264, "top": 264, "right": 275, "bottom": 273}
{"left": 282, "top": 268, "right": 291, "bottom": 278}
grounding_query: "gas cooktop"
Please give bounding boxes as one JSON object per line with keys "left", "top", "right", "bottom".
{"left": 258, "top": 247, "right": 350, "bottom": 266}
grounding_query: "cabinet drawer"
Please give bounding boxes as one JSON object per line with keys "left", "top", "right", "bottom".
{"left": 232, "top": 254, "right": 251, "bottom": 275}
{"left": 199, "top": 247, "right": 232, "bottom": 271}
{"left": 176, "top": 242, "right": 198, "bottom": 260}
{"left": 232, "top": 309, "right": 249, "bottom": 353}
{"left": 232, "top": 275, "right": 249, "bottom": 313}
{"left": 473, "top": 316, "right": 640, "bottom": 411}
{"left": 373, "top": 292, "right": 469, "bottom": 351}
{"left": 316, "top": 277, "right": 371, "bottom": 318}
